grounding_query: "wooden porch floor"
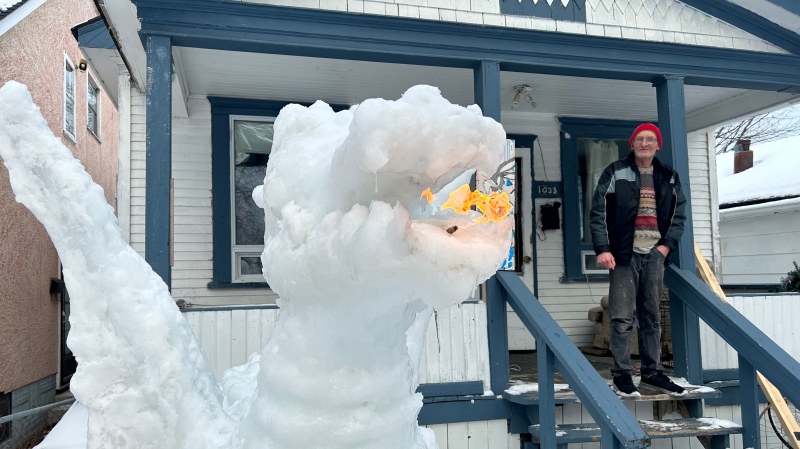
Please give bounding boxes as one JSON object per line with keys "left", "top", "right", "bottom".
{"left": 509, "top": 350, "right": 678, "bottom": 389}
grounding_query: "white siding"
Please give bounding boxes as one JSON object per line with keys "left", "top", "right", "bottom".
{"left": 243, "top": 0, "right": 785, "bottom": 53}
{"left": 699, "top": 294, "right": 800, "bottom": 370}
{"left": 184, "top": 307, "right": 280, "bottom": 380}
{"left": 719, "top": 198, "right": 800, "bottom": 285}
{"left": 424, "top": 420, "right": 519, "bottom": 449}
{"left": 185, "top": 302, "right": 492, "bottom": 388}
{"left": 129, "top": 94, "right": 278, "bottom": 306}
{"left": 687, "top": 131, "right": 715, "bottom": 263}
{"left": 704, "top": 404, "right": 785, "bottom": 449}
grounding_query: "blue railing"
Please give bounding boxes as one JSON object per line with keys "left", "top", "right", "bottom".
{"left": 665, "top": 266, "right": 800, "bottom": 448}
{"left": 493, "top": 271, "right": 650, "bottom": 449}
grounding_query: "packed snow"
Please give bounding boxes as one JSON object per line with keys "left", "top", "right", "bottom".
{"left": 0, "top": 81, "right": 512, "bottom": 449}
{"left": 697, "top": 418, "right": 741, "bottom": 430}
{"left": 505, "top": 383, "right": 570, "bottom": 395}
{"left": 717, "top": 139, "right": 800, "bottom": 206}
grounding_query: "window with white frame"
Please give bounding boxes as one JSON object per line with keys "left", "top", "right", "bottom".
{"left": 64, "top": 56, "right": 76, "bottom": 139}
{"left": 230, "top": 116, "right": 274, "bottom": 282}
{"left": 87, "top": 75, "right": 100, "bottom": 136}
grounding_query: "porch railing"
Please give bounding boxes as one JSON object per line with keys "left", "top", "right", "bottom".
{"left": 494, "top": 271, "right": 650, "bottom": 449}
{"left": 665, "top": 265, "right": 800, "bottom": 448}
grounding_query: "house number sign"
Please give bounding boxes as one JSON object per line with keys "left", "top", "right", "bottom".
{"left": 534, "top": 181, "right": 562, "bottom": 198}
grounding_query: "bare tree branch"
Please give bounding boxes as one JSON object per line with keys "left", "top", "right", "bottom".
{"left": 715, "top": 105, "right": 800, "bottom": 154}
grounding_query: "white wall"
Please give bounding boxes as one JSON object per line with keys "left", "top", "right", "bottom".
{"left": 184, "top": 302, "right": 491, "bottom": 388}
{"left": 242, "top": 0, "right": 783, "bottom": 53}
{"left": 700, "top": 294, "right": 800, "bottom": 370}
{"left": 424, "top": 420, "right": 519, "bottom": 449}
{"left": 719, "top": 198, "right": 800, "bottom": 285}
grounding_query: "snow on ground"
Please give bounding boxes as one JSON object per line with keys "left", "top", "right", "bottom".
{"left": 1, "top": 81, "right": 511, "bottom": 449}
{"left": 35, "top": 403, "right": 88, "bottom": 449}
{"left": 717, "top": 137, "right": 800, "bottom": 206}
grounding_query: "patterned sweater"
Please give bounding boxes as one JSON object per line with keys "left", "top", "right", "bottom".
{"left": 633, "top": 166, "right": 659, "bottom": 253}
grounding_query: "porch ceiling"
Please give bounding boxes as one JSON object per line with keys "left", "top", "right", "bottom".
{"left": 177, "top": 47, "right": 795, "bottom": 129}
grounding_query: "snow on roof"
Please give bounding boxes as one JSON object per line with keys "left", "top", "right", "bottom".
{"left": 717, "top": 136, "right": 800, "bottom": 206}
{"left": 0, "top": 0, "right": 24, "bottom": 11}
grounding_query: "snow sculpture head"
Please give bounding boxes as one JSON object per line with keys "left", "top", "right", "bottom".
{"left": 256, "top": 85, "right": 512, "bottom": 310}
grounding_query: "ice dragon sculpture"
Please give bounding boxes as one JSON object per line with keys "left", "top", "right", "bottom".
{"left": 0, "top": 81, "right": 512, "bottom": 449}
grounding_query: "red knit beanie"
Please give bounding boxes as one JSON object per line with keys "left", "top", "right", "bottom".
{"left": 629, "top": 124, "right": 662, "bottom": 151}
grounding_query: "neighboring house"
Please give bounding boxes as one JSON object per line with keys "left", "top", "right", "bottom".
{"left": 68, "top": 0, "right": 800, "bottom": 447}
{"left": 0, "top": 0, "right": 118, "bottom": 447}
{"left": 716, "top": 143, "right": 800, "bottom": 289}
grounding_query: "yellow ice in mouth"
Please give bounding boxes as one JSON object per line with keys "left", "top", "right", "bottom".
{"left": 437, "top": 184, "right": 513, "bottom": 224}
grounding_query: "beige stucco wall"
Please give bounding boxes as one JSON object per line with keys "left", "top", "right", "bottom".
{"left": 0, "top": 0, "right": 119, "bottom": 392}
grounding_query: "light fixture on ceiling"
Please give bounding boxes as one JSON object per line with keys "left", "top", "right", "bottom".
{"left": 511, "top": 84, "right": 537, "bottom": 110}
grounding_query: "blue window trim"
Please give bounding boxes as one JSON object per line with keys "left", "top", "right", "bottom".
{"left": 499, "top": 0, "right": 586, "bottom": 22}
{"left": 208, "top": 97, "right": 348, "bottom": 288}
{"left": 558, "top": 118, "right": 649, "bottom": 282}
{"left": 131, "top": 0, "right": 800, "bottom": 93}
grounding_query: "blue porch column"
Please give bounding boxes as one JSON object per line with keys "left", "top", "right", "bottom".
{"left": 654, "top": 75, "right": 701, "bottom": 384}
{"left": 145, "top": 34, "right": 173, "bottom": 288}
{"left": 475, "top": 60, "right": 508, "bottom": 394}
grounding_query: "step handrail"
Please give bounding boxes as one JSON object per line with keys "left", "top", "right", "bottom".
{"left": 496, "top": 271, "right": 650, "bottom": 449}
{"left": 664, "top": 266, "right": 800, "bottom": 408}
{"left": 693, "top": 244, "right": 800, "bottom": 449}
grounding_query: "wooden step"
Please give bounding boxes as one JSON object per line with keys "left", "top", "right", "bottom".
{"left": 504, "top": 384, "right": 721, "bottom": 406}
{"left": 529, "top": 418, "right": 743, "bottom": 446}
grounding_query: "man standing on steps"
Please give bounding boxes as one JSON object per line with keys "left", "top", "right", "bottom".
{"left": 589, "top": 123, "right": 687, "bottom": 396}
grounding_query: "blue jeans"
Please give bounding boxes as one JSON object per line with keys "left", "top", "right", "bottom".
{"left": 608, "top": 248, "right": 665, "bottom": 378}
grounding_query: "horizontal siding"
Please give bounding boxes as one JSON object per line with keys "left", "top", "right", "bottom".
{"left": 700, "top": 294, "right": 800, "bottom": 370}
{"left": 720, "top": 206, "right": 800, "bottom": 284}
{"left": 129, "top": 94, "right": 279, "bottom": 306}
{"left": 687, "top": 131, "right": 714, "bottom": 263}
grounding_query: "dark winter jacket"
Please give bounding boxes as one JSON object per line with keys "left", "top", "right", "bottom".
{"left": 589, "top": 152, "right": 687, "bottom": 265}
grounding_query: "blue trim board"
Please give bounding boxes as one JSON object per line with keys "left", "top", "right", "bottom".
{"left": 680, "top": 0, "right": 800, "bottom": 55}
{"left": 416, "top": 381, "right": 484, "bottom": 398}
{"left": 145, "top": 35, "right": 173, "bottom": 288}
{"left": 208, "top": 97, "right": 347, "bottom": 286}
{"left": 474, "top": 61, "right": 501, "bottom": 122}
{"left": 485, "top": 275, "right": 510, "bottom": 394}
{"left": 654, "top": 75, "right": 702, "bottom": 384}
{"left": 499, "top": 0, "right": 586, "bottom": 22}
{"left": 765, "top": 0, "right": 800, "bottom": 17}
{"left": 131, "top": 0, "right": 800, "bottom": 92}
{"left": 418, "top": 397, "right": 518, "bottom": 425}
{"left": 72, "top": 16, "right": 116, "bottom": 50}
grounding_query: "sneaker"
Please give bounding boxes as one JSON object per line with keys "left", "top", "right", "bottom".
{"left": 639, "top": 373, "right": 685, "bottom": 395}
{"left": 613, "top": 374, "right": 638, "bottom": 395}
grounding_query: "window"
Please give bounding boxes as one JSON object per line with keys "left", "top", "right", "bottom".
{"left": 209, "top": 98, "right": 348, "bottom": 288}
{"left": 87, "top": 76, "right": 100, "bottom": 137}
{"left": 559, "top": 118, "right": 645, "bottom": 281}
{"left": 63, "top": 55, "right": 76, "bottom": 139}
{"left": 230, "top": 116, "right": 274, "bottom": 283}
